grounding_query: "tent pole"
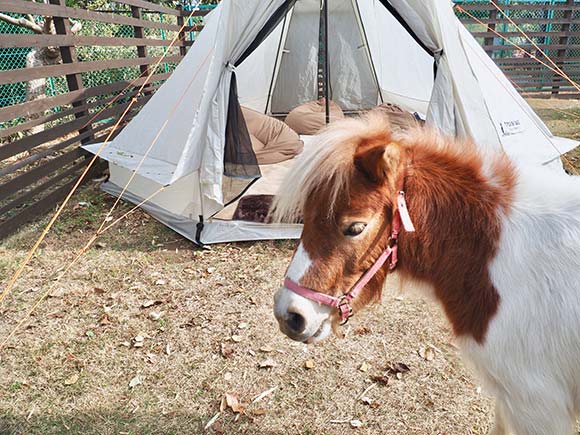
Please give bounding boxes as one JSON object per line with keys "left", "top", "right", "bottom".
{"left": 323, "top": 0, "right": 330, "bottom": 125}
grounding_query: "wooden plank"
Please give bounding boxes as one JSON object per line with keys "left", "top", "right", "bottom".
{"left": 496, "top": 56, "right": 580, "bottom": 64}
{"left": 114, "top": 0, "right": 181, "bottom": 16}
{"left": 0, "top": 120, "right": 122, "bottom": 178}
{"left": 1, "top": 0, "right": 185, "bottom": 32}
{"left": 523, "top": 90, "right": 580, "bottom": 99}
{"left": 511, "top": 79, "right": 580, "bottom": 88}
{"left": 0, "top": 159, "right": 88, "bottom": 216}
{"left": 1, "top": 84, "right": 160, "bottom": 138}
{"left": 0, "top": 73, "right": 168, "bottom": 123}
{"left": 471, "top": 31, "right": 575, "bottom": 39}
{"left": 483, "top": 44, "right": 580, "bottom": 52}
{"left": 460, "top": 18, "right": 577, "bottom": 25}
{"left": 457, "top": 3, "right": 580, "bottom": 12}
{"left": 0, "top": 96, "right": 150, "bottom": 162}
{"left": 505, "top": 69, "right": 580, "bottom": 78}
{"left": 0, "top": 54, "right": 182, "bottom": 85}
{"left": 0, "top": 177, "right": 84, "bottom": 239}
{"left": 0, "top": 34, "right": 191, "bottom": 49}
{"left": 0, "top": 148, "right": 84, "bottom": 201}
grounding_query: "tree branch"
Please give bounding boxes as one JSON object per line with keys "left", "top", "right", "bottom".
{"left": 0, "top": 12, "right": 44, "bottom": 33}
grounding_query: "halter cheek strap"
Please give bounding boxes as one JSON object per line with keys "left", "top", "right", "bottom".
{"left": 284, "top": 191, "right": 415, "bottom": 324}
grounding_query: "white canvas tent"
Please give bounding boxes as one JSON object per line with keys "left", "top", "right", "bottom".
{"left": 83, "top": 0, "right": 578, "bottom": 244}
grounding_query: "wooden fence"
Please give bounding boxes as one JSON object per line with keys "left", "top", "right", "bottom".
{"left": 0, "top": 0, "right": 208, "bottom": 239}
{"left": 456, "top": 0, "right": 580, "bottom": 98}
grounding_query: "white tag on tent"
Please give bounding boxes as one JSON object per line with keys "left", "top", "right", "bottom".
{"left": 499, "top": 119, "right": 524, "bottom": 136}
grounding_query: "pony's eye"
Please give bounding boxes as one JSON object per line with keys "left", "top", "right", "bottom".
{"left": 344, "top": 222, "right": 367, "bottom": 237}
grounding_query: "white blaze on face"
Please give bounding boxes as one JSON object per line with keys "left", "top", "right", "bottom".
{"left": 286, "top": 243, "right": 312, "bottom": 282}
{"left": 274, "top": 243, "right": 333, "bottom": 343}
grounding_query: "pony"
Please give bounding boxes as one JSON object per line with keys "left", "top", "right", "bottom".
{"left": 271, "top": 112, "right": 580, "bottom": 435}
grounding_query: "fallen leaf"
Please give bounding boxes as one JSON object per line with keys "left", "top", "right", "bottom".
{"left": 361, "top": 397, "right": 380, "bottom": 408}
{"left": 259, "top": 359, "right": 276, "bottom": 369}
{"left": 63, "top": 373, "right": 79, "bottom": 386}
{"left": 141, "top": 300, "right": 161, "bottom": 308}
{"left": 146, "top": 353, "right": 156, "bottom": 364}
{"left": 354, "top": 326, "right": 371, "bottom": 335}
{"left": 95, "top": 242, "right": 106, "bottom": 249}
{"left": 350, "top": 419, "right": 363, "bottom": 428}
{"left": 154, "top": 279, "right": 166, "bottom": 286}
{"left": 85, "top": 330, "right": 95, "bottom": 339}
{"left": 259, "top": 346, "right": 273, "bottom": 353}
{"left": 418, "top": 346, "right": 435, "bottom": 361}
{"left": 221, "top": 343, "right": 234, "bottom": 358}
{"left": 99, "top": 314, "right": 111, "bottom": 326}
{"left": 370, "top": 375, "right": 389, "bottom": 386}
{"left": 225, "top": 392, "right": 245, "bottom": 414}
{"left": 237, "top": 322, "right": 249, "bottom": 329}
{"left": 133, "top": 335, "right": 144, "bottom": 348}
{"left": 149, "top": 311, "right": 163, "bottom": 321}
{"left": 304, "top": 359, "right": 315, "bottom": 370}
{"left": 359, "top": 362, "right": 370, "bottom": 373}
{"left": 93, "top": 287, "right": 105, "bottom": 295}
{"left": 128, "top": 375, "right": 142, "bottom": 388}
{"left": 231, "top": 335, "right": 242, "bottom": 343}
{"left": 387, "top": 362, "right": 410, "bottom": 376}
{"left": 252, "top": 409, "right": 266, "bottom": 416}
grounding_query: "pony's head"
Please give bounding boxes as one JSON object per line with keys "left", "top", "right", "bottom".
{"left": 271, "top": 113, "right": 410, "bottom": 343}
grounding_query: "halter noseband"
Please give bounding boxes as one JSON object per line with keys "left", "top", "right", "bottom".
{"left": 284, "top": 191, "right": 415, "bottom": 324}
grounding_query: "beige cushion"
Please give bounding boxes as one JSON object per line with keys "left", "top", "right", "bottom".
{"left": 242, "top": 107, "right": 304, "bottom": 165}
{"left": 371, "top": 102, "right": 421, "bottom": 132}
{"left": 284, "top": 99, "right": 345, "bottom": 135}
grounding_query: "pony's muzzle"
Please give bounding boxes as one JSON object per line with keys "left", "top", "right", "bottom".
{"left": 273, "top": 286, "right": 333, "bottom": 343}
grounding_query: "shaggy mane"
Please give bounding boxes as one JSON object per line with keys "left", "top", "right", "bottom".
{"left": 270, "top": 112, "right": 392, "bottom": 222}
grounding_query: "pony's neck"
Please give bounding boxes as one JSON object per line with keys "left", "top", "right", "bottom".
{"left": 397, "top": 144, "right": 515, "bottom": 343}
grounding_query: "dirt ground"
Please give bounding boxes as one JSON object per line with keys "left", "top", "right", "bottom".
{"left": 0, "top": 99, "right": 579, "bottom": 435}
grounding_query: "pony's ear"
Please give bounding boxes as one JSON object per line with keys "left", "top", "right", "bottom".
{"left": 354, "top": 142, "right": 403, "bottom": 187}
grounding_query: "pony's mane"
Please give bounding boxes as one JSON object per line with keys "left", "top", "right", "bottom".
{"left": 270, "top": 112, "right": 392, "bottom": 222}
{"left": 270, "top": 111, "right": 488, "bottom": 223}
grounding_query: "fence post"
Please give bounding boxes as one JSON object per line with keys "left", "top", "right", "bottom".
{"left": 177, "top": 6, "right": 188, "bottom": 57}
{"left": 131, "top": 6, "right": 150, "bottom": 79}
{"left": 484, "top": 8, "right": 498, "bottom": 59}
{"left": 48, "top": 0, "right": 93, "bottom": 144}
{"left": 551, "top": 0, "right": 574, "bottom": 96}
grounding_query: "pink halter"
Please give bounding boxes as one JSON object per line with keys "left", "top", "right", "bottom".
{"left": 284, "top": 191, "right": 415, "bottom": 324}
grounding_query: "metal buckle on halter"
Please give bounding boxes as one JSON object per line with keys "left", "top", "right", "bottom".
{"left": 338, "top": 296, "right": 353, "bottom": 325}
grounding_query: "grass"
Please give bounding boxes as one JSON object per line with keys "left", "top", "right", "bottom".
{"left": 0, "top": 99, "right": 579, "bottom": 435}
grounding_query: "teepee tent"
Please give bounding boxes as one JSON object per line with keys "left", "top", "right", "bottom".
{"left": 83, "top": 0, "right": 577, "bottom": 245}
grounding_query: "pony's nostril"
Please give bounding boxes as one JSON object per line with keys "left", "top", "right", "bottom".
{"left": 287, "top": 311, "right": 306, "bottom": 334}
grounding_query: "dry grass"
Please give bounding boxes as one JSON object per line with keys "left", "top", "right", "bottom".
{"left": 0, "top": 100, "right": 579, "bottom": 435}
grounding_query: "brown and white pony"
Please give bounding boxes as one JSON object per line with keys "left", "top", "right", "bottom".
{"left": 271, "top": 112, "right": 580, "bottom": 434}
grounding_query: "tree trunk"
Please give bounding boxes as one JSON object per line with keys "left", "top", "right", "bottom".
{"left": 24, "top": 46, "right": 61, "bottom": 135}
